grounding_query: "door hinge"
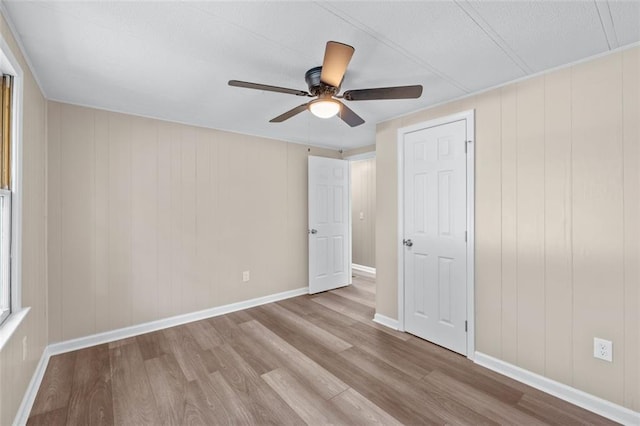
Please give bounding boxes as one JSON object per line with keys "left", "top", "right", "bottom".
{"left": 465, "top": 231, "right": 467, "bottom": 242}
{"left": 464, "top": 141, "right": 467, "bottom": 154}
{"left": 465, "top": 320, "right": 468, "bottom": 332}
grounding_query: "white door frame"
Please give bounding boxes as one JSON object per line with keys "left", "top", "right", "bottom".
{"left": 396, "top": 109, "right": 475, "bottom": 359}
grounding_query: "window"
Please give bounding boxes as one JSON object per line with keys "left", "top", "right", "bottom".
{"left": 0, "top": 75, "right": 12, "bottom": 326}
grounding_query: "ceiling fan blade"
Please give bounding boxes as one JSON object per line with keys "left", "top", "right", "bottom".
{"left": 269, "top": 103, "right": 310, "bottom": 123}
{"left": 229, "top": 80, "right": 310, "bottom": 97}
{"left": 342, "top": 85, "right": 423, "bottom": 101}
{"left": 337, "top": 101, "right": 365, "bottom": 127}
{"left": 320, "top": 41, "right": 355, "bottom": 88}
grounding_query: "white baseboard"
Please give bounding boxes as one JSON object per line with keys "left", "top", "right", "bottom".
{"left": 13, "top": 345, "right": 50, "bottom": 426}
{"left": 372, "top": 313, "right": 399, "bottom": 330}
{"left": 352, "top": 263, "right": 376, "bottom": 278}
{"left": 47, "top": 287, "right": 307, "bottom": 356}
{"left": 13, "top": 286, "right": 307, "bottom": 425}
{"left": 474, "top": 352, "right": 640, "bottom": 426}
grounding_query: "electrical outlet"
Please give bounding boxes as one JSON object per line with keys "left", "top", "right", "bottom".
{"left": 242, "top": 270, "right": 250, "bottom": 282}
{"left": 593, "top": 337, "right": 613, "bottom": 362}
{"left": 22, "top": 336, "right": 27, "bottom": 361}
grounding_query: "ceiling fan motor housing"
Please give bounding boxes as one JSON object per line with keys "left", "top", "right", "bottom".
{"left": 305, "top": 66, "right": 339, "bottom": 97}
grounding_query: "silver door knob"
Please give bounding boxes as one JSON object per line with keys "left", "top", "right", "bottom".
{"left": 403, "top": 239, "right": 413, "bottom": 247}
{"left": 309, "top": 229, "right": 318, "bottom": 234}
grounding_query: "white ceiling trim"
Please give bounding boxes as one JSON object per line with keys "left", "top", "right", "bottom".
{"left": 379, "top": 40, "right": 640, "bottom": 128}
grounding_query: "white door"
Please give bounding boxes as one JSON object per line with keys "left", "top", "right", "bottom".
{"left": 403, "top": 119, "right": 468, "bottom": 355}
{"left": 308, "top": 156, "right": 350, "bottom": 294}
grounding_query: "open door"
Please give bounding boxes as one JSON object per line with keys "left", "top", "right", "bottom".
{"left": 308, "top": 156, "right": 350, "bottom": 294}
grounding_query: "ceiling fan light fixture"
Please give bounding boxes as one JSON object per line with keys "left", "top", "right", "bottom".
{"left": 309, "top": 98, "right": 340, "bottom": 119}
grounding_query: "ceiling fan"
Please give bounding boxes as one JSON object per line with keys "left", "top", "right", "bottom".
{"left": 228, "top": 41, "right": 423, "bottom": 127}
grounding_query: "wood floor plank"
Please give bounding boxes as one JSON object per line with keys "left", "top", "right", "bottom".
{"left": 136, "top": 330, "right": 169, "bottom": 361}
{"left": 144, "top": 353, "right": 187, "bottom": 425}
{"left": 209, "top": 343, "right": 305, "bottom": 425}
{"left": 240, "top": 319, "right": 349, "bottom": 400}
{"left": 186, "top": 320, "right": 224, "bottom": 351}
{"left": 330, "top": 388, "right": 403, "bottom": 426}
{"left": 30, "top": 351, "right": 77, "bottom": 416}
{"left": 109, "top": 341, "right": 161, "bottom": 425}
{"left": 516, "top": 393, "right": 616, "bottom": 426}
{"left": 262, "top": 368, "right": 350, "bottom": 424}
{"left": 303, "top": 347, "right": 443, "bottom": 425}
{"left": 208, "top": 314, "right": 244, "bottom": 343}
{"left": 26, "top": 407, "right": 67, "bottom": 426}
{"left": 277, "top": 296, "right": 359, "bottom": 329}
{"left": 66, "top": 344, "right": 114, "bottom": 426}
{"left": 228, "top": 333, "right": 283, "bottom": 376}
{"left": 312, "top": 293, "right": 411, "bottom": 341}
{"left": 162, "top": 324, "right": 211, "bottom": 381}
{"left": 182, "top": 379, "right": 228, "bottom": 425}
{"left": 331, "top": 283, "right": 376, "bottom": 307}
{"left": 258, "top": 302, "right": 352, "bottom": 353}
{"left": 423, "top": 369, "right": 548, "bottom": 425}
{"left": 339, "top": 346, "right": 497, "bottom": 426}
{"left": 208, "top": 371, "right": 255, "bottom": 424}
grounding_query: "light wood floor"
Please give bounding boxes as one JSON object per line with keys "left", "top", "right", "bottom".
{"left": 28, "top": 276, "right": 614, "bottom": 425}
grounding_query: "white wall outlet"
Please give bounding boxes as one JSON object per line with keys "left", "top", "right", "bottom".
{"left": 593, "top": 337, "right": 613, "bottom": 362}
{"left": 22, "top": 336, "right": 27, "bottom": 361}
{"left": 242, "top": 270, "right": 250, "bottom": 282}
{"left": 359, "top": 211, "right": 365, "bottom": 220}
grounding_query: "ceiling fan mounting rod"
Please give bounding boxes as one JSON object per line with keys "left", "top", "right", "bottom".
{"left": 305, "top": 66, "right": 339, "bottom": 97}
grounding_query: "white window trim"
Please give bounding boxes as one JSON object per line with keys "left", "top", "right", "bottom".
{"left": 0, "top": 29, "right": 26, "bottom": 351}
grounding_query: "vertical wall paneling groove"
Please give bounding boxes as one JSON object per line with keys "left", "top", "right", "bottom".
{"left": 500, "top": 85, "right": 518, "bottom": 365}
{"left": 621, "top": 48, "right": 639, "bottom": 411}
{"left": 169, "top": 123, "right": 182, "bottom": 316}
{"left": 60, "top": 105, "right": 95, "bottom": 341}
{"left": 376, "top": 47, "right": 640, "bottom": 411}
{"left": 156, "top": 121, "right": 172, "bottom": 318}
{"left": 131, "top": 118, "right": 159, "bottom": 324}
{"left": 543, "top": 68, "right": 573, "bottom": 386}
{"left": 47, "top": 102, "right": 61, "bottom": 343}
{"left": 108, "top": 113, "right": 133, "bottom": 330}
{"left": 515, "top": 76, "right": 546, "bottom": 375}
{"left": 94, "top": 111, "right": 109, "bottom": 333}
{"left": 474, "top": 92, "right": 502, "bottom": 358}
{"left": 180, "top": 127, "right": 197, "bottom": 313}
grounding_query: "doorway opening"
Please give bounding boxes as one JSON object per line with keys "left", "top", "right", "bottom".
{"left": 346, "top": 151, "right": 376, "bottom": 280}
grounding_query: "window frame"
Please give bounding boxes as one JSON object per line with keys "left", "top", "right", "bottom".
{"left": 0, "top": 188, "right": 11, "bottom": 325}
{"left": 0, "top": 29, "right": 25, "bottom": 347}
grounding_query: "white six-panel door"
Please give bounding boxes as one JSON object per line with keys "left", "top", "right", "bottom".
{"left": 403, "top": 119, "right": 468, "bottom": 355}
{"left": 308, "top": 156, "right": 350, "bottom": 294}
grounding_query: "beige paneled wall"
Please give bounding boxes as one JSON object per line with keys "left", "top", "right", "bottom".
{"left": 47, "top": 101, "right": 340, "bottom": 343}
{"left": 0, "top": 13, "right": 48, "bottom": 426}
{"left": 376, "top": 47, "right": 639, "bottom": 410}
{"left": 351, "top": 158, "right": 376, "bottom": 268}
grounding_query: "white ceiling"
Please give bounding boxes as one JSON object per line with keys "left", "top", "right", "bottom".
{"left": 3, "top": 1, "right": 639, "bottom": 150}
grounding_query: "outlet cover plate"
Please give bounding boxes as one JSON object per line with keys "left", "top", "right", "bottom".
{"left": 593, "top": 337, "right": 613, "bottom": 362}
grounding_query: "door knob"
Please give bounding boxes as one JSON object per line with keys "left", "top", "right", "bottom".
{"left": 403, "top": 239, "right": 413, "bottom": 247}
{"left": 309, "top": 229, "right": 318, "bottom": 234}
